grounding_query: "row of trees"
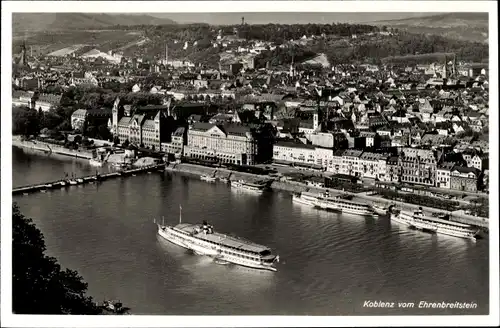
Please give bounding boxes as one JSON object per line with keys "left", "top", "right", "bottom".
{"left": 12, "top": 104, "right": 111, "bottom": 142}
{"left": 237, "top": 23, "right": 379, "bottom": 43}
{"left": 13, "top": 204, "right": 129, "bottom": 314}
{"left": 58, "top": 85, "right": 166, "bottom": 109}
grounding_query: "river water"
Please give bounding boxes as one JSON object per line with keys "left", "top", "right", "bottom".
{"left": 12, "top": 146, "right": 490, "bottom": 315}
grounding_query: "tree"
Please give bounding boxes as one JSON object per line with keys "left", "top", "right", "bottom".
{"left": 12, "top": 204, "right": 102, "bottom": 314}
{"left": 12, "top": 106, "right": 40, "bottom": 136}
{"left": 97, "top": 124, "right": 112, "bottom": 141}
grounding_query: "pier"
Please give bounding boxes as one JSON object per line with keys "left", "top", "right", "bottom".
{"left": 12, "top": 164, "right": 166, "bottom": 196}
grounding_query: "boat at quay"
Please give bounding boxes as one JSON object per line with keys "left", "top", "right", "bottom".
{"left": 371, "top": 203, "right": 389, "bottom": 216}
{"left": 156, "top": 207, "right": 280, "bottom": 272}
{"left": 230, "top": 179, "right": 267, "bottom": 193}
{"left": 200, "top": 175, "right": 217, "bottom": 182}
{"left": 293, "top": 191, "right": 374, "bottom": 216}
{"left": 390, "top": 209, "right": 480, "bottom": 241}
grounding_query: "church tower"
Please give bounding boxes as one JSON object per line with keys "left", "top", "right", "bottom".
{"left": 112, "top": 96, "right": 123, "bottom": 136}
{"left": 154, "top": 110, "right": 162, "bottom": 149}
{"left": 19, "top": 41, "right": 27, "bottom": 66}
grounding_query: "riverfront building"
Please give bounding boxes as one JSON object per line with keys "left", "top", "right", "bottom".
{"left": 436, "top": 162, "right": 454, "bottom": 189}
{"left": 450, "top": 166, "right": 481, "bottom": 192}
{"left": 398, "top": 147, "right": 437, "bottom": 186}
{"left": 273, "top": 140, "right": 317, "bottom": 167}
{"left": 111, "top": 97, "right": 170, "bottom": 150}
{"left": 161, "top": 127, "right": 186, "bottom": 159}
{"left": 183, "top": 122, "right": 258, "bottom": 165}
{"left": 359, "top": 152, "right": 390, "bottom": 179}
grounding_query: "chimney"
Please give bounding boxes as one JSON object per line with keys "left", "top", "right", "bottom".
{"left": 165, "top": 43, "right": 168, "bottom": 64}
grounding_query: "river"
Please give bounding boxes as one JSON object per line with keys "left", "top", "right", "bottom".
{"left": 12, "top": 146, "right": 490, "bottom": 315}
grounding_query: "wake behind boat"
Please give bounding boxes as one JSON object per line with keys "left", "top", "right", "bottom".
{"left": 156, "top": 206, "right": 279, "bottom": 272}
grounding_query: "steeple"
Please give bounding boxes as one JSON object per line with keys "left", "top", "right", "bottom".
{"left": 19, "top": 40, "right": 27, "bottom": 66}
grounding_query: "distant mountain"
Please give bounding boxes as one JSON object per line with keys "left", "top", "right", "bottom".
{"left": 13, "top": 13, "right": 177, "bottom": 32}
{"left": 371, "top": 13, "right": 488, "bottom": 43}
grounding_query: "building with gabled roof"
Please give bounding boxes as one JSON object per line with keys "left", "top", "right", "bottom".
{"left": 436, "top": 162, "right": 454, "bottom": 189}
{"left": 111, "top": 97, "right": 170, "bottom": 150}
{"left": 398, "top": 147, "right": 437, "bottom": 186}
{"left": 450, "top": 166, "right": 481, "bottom": 192}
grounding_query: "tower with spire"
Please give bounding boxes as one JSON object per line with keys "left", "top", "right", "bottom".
{"left": 18, "top": 41, "right": 27, "bottom": 66}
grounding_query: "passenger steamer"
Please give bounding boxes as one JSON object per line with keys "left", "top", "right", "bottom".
{"left": 371, "top": 203, "right": 389, "bottom": 216}
{"left": 89, "top": 158, "right": 104, "bottom": 167}
{"left": 390, "top": 209, "right": 479, "bottom": 241}
{"left": 156, "top": 206, "right": 279, "bottom": 271}
{"left": 200, "top": 175, "right": 217, "bottom": 182}
{"left": 292, "top": 191, "right": 374, "bottom": 216}
{"left": 230, "top": 179, "right": 267, "bottom": 193}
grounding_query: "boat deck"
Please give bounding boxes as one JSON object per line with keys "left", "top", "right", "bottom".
{"left": 401, "top": 211, "right": 474, "bottom": 227}
{"left": 173, "top": 223, "right": 270, "bottom": 254}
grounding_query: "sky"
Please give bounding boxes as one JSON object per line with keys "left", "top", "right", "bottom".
{"left": 150, "top": 12, "right": 437, "bottom": 25}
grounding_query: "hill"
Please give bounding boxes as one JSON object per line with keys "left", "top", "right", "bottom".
{"left": 13, "top": 13, "right": 177, "bottom": 33}
{"left": 371, "top": 13, "right": 488, "bottom": 43}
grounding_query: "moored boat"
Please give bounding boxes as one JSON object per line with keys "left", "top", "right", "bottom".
{"left": 200, "top": 175, "right": 217, "bottom": 182}
{"left": 89, "top": 158, "right": 103, "bottom": 167}
{"left": 156, "top": 206, "right": 279, "bottom": 272}
{"left": 292, "top": 192, "right": 318, "bottom": 206}
{"left": 230, "top": 179, "right": 267, "bottom": 193}
{"left": 372, "top": 203, "right": 388, "bottom": 216}
{"left": 390, "top": 209, "right": 480, "bottom": 241}
{"left": 292, "top": 191, "right": 374, "bottom": 216}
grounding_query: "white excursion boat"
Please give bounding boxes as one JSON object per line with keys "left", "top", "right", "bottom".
{"left": 200, "top": 175, "right": 217, "bottom": 182}
{"left": 390, "top": 209, "right": 480, "bottom": 241}
{"left": 292, "top": 191, "right": 374, "bottom": 216}
{"left": 230, "top": 180, "right": 267, "bottom": 193}
{"left": 292, "top": 192, "right": 318, "bottom": 206}
{"left": 89, "top": 158, "right": 103, "bottom": 167}
{"left": 156, "top": 206, "right": 280, "bottom": 271}
{"left": 69, "top": 179, "right": 78, "bottom": 185}
{"left": 372, "top": 203, "right": 389, "bottom": 216}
